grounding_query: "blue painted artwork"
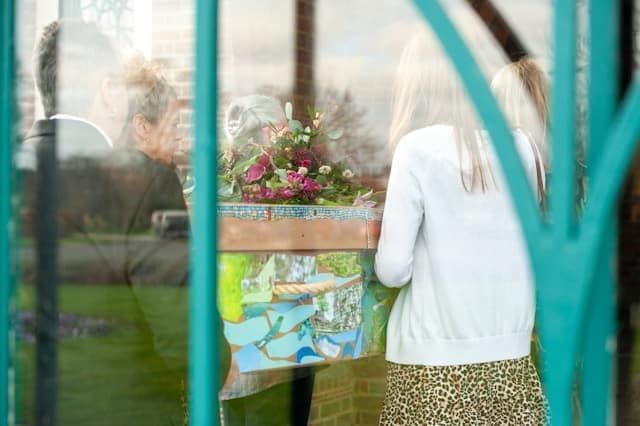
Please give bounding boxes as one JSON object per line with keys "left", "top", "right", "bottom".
{"left": 219, "top": 251, "right": 397, "bottom": 375}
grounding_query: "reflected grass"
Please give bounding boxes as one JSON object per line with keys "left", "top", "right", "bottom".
{"left": 17, "top": 284, "right": 189, "bottom": 426}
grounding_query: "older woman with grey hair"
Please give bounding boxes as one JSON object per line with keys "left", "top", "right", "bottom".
{"left": 224, "top": 94, "right": 287, "bottom": 144}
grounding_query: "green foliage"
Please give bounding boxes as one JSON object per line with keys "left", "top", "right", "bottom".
{"left": 317, "top": 253, "right": 361, "bottom": 277}
{"left": 218, "top": 102, "right": 375, "bottom": 206}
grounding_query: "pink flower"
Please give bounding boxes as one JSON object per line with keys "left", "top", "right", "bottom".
{"left": 293, "top": 149, "right": 316, "bottom": 169}
{"left": 287, "top": 171, "right": 304, "bottom": 188}
{"left": 278, "top": 188, "right": 296, "bottom": 199}
{"left": 302, "top": 177, "right": 322, "bottom": 194}
{"left": 300, "top": 159, "right": 312, "bottom": 169}
{"left": 258, "top": 153, "right": 271, "bottom": 167}
{"left": 276, "top": 125, "right": 291, "bottom": 137}
{"left": 246, "top": 164, "right": 266, "bottom": 183}
{"left": 261, "top": 188, "right": 275, "bottom": 199}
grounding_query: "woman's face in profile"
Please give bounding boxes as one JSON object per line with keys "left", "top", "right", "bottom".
{"left": 142, "top": 99, "right": 181, "bottom": 166}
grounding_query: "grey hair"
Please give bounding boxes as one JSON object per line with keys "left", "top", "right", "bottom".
{"left": 224, "top": 95, "right": 286, "bottom": 144}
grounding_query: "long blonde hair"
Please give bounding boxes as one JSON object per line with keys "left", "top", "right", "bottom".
{"left": 491, "top": 57, "right": 549, "bottom": 169}
{"left": 388, "top": 31, "right": 493, "bottom": 192}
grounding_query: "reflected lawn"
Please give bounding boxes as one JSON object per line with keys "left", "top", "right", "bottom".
{"left": 15, "top": 284, "right": 640, "bottom": 425}
{"left": 18, "top": 284, "right": 189, "bottom": 426}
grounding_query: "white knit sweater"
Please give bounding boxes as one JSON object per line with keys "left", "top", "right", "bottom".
{"left": 375, "top": 125, "right": 542, "bottom": 366}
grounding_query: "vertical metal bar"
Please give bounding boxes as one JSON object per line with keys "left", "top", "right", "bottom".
{"left": 190, "top": 0, "right": 219, "bottom": 425}
{"left": 0, "top": 1, "right": 15, "bottom": 425}
{"left": 541, "top": 2, "right": 579, "bottom": 420}
{"left": 549, "top": 0, "right": 578, "bottom": 239}
{"left": 582, "top": 1, "right": 619, "bottom": 424}
{"left": 34, "top": 126, "right": 58, "bottom": 426}
{"left": 293, "top": 0, "right": 315, "bottom": 120}
{"left": 615, "top": 2, "right": 635, "bottom": 423}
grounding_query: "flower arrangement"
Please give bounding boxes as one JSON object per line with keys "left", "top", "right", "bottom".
{"left": 219, "top": 102, "right": 376, "bottom": 207}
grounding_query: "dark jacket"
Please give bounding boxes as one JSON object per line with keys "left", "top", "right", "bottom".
{"left": 20, "top": 118, "right": 190, "bottom": 423}
{"left": 22, "top": 118, "right": 189, "bottom": 286}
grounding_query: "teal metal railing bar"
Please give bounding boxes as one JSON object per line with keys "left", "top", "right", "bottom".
{"left": 412, "top": 0, "right": 640, "bottom": 424}
{"left": 549, "top": 0, "right": 578, "bottom": 239}
{"left": 581, "top": 1, "right": 620, "bottom": 424}
{"left": 581, "top": 82, "right": 640, "bottom": 238}
{"left": 0, "top": 0, "right": 15, "bottom": 424}
{"left": 190, "top": 0, "right": 219, "bottom": 425}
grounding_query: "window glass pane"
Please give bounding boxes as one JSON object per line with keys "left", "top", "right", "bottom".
{"left": 618, "top": 2, "right": 640, "bottom": 425}
{"left": 15, "top": 1, "right": 194, "bottom": 424}
{"left": 219, "top": 1, "right": 550, "bottom": 425}
{"left": 10, "top": 1, "right": 639, "bottom": 425}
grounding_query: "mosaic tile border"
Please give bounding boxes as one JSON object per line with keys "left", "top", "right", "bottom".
{"left": 218, "top": 203, "right": 383, "bottom": 222}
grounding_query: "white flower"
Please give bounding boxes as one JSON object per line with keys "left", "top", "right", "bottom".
{"left": 319, "top": 165, "right": 332, "bottom": 175}
{"left": 285, "top": 102, "right": 293, "bottom": 120}
{"left": 298, "top": 167, "right": 309, "bottom": 176}
{"left": 302, "top": 134, "right": 310, "bottom": 142}
{"left": 313, "top": 112, "right": 324, "bottom": 129}
{"left": 342, "top": 169, "right": 354, "bottom": 179}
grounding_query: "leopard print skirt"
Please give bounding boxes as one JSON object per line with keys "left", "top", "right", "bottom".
{"left": 379, "top": 356, "right": 547, "bottom": 425}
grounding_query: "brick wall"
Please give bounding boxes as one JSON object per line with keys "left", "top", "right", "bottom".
{"left": 308, "top": 356, "right": 387, "bottom": 426}
{"left": 309, "top": 363, "right": 355, "bottom": 426}
{"left": 352, "top": 356, "right": 387, "bottom": 425}
{"left": 151, "top": 0, "right": 196, "bottom": 153}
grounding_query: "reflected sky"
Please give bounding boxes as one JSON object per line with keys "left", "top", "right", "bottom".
{"left": 220, "top": 0, "right": 552, "bottom": 172}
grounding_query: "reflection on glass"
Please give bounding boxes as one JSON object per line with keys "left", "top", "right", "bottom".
{"left": 16, "top": 0, "right": 626, "bottom": 425}
{"left": 15, "top": 1, "right": 195, "bottom": 424}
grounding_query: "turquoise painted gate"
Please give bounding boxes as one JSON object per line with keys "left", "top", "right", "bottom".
{"left": 192, "top": 1, "right": 640, "bottom": 424}
{"left": 1, "top": 0, "right": 16, "bottom": 424}
{"left": 1, "top": 0, "right": 640, "bottom": 425}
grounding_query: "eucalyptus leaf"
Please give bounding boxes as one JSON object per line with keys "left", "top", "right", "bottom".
{"left": 288, "top": 119, "right": 303, "bottom": 132}
{"left": 231, "top": 153, "right": 260, "bottom": 174}
{"left": 218, "top": 178, "right": 239, "bottom": 200}
{"left": 275, "top": 168, "right": 289, "bottom": 183}
{"left": 266, "top": 179, "right": 286, "bottom": 190}
{"left": 327, "top": 129, "right": 344, "bottom": 140}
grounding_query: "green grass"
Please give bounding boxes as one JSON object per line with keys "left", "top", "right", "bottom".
{"left": 15, "top": 284, "right": 640, "bottom": 425}
{"left": 17, "top": 284, "right": 190, "bottom": 426}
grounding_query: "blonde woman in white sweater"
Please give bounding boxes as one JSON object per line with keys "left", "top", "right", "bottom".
{"left": 375, "top": 33, "right": 547, "bottom": 425}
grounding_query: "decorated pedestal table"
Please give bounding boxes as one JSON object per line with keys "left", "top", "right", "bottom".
{"left": 218, "top": 202, "right": 397, "bottom": 398}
